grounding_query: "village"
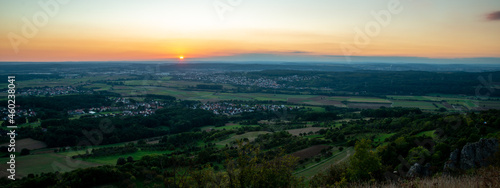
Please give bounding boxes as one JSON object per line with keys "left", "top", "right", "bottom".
{"left": 177, "top": 72, "right": 318, "bottom": 89}
{"left": 194, "top": 102, "right": 299, "bottom": 115}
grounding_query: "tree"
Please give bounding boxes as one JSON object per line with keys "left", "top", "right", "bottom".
{"left": 348, "top": 139, "right": 382, "bottom": 181}
{"left": 127, "top": 156, "right": 134, "bottom": 163}
{"left": 406, "top": 146, "right": 430, "bottom": 165}
{"left": 116, "top": 157, "right": 126, "bottom": 165}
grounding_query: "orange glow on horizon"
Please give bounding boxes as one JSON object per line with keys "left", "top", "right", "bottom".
{"left": 179, "top": 56, "right": 184, "bottom": 60}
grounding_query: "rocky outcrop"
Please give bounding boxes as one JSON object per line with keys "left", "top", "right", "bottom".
{"left": 460, "top": 138, "right": 499, "bottom": 169}
{"left": 407, "top": 163, "right": 431, "bottom": 178}
{"left": 444, "top": 149, "right": 460, "bottom": 171}
{"left": 444, "top": 138, "right": 499, "bottom": 171}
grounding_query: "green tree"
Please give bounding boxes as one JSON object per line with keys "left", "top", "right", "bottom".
{"left": 348, "top": 139, "right": 382, "bottom": 181}
{"left": 116, "top": 157, "right": 126, "bottom": 165}
{"left": 406, "top": 146, "right": 430, "bottom": 165}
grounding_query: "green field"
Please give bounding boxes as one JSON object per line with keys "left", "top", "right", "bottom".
{"left": 415, "top": 130, "right": 437, "bottom": 138}
{"left": 294, "top": 147, "right": 353, "bottom": 178}
{"left": 0, "top": 153, "right": 100, "bottom": 177}
{"left": 374, "top": 133, "right": 396, "bottom": 143}
{"left": 346, "top": 98, "right": 391, "bottom": 103}
{"left": 387, "top": 95, "right": 430, "bottom": 101}
{"left": 392, "top": 101, "right": 438, "bottom": 110}
{"left": 304, "top": 135, "right": 323, "bottom": 139}
{"left": 307, "top": 107, "right": 326, "bottom": 112}
{"left": 0, "top": 122, "right": 40, "bottom": 130}
{"left": 202, "top": 124, "right": 260, "bottom": 131}
{"left": 82, "top": 151, "right": 171, "bottom": 165}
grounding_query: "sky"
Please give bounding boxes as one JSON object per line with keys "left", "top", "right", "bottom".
{"left": 0, "top": 0, "right": 500, "bottom": 63}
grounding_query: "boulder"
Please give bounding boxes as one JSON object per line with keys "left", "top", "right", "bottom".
{"left": 443, "top": 149, "right": 460, "bottom": 171}
{"left": 444, "top": 138, "right": 498, "bottom": 171}
{"left": 407, "top": 163, "right": 431, "bottom": 178}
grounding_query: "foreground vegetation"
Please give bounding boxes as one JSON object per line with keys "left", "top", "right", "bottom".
{"left": 1, "top": 68, "right": 500, "bottom": 187}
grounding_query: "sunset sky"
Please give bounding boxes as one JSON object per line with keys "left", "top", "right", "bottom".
{"left": 1, "top": 0, "right": 500, "bottom": 62}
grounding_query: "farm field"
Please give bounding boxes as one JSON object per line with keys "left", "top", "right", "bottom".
{"left": 287, "top": 127, "right": 325, "bottom": 136}
{"left": 0, "top": 138, "right": 46, "bottom": 150}
{"left": 477, "top": 101, "right": 500, "bottom": 109}
{"left": 392, "top": 101, "right": 438, "bottom": 110}
{"left": 11, "top": 75, "right": 500, "bottom": 111}
{"left": 216, "top": 131, "right": 271, "bottom": 146}
{"left": 292, "top": 145, "right": 330, "bottom": 160}
{"left": 346, "top": 98, "right": 391, "bottom": 103}
{"left": 346, "top": 102, "right": 392, "bottom": 109}
{"left": 0, "top": 153, "right": 100, "bottom": 178}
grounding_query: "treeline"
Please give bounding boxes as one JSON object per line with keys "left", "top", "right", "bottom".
{"left": 196, "top": 84, "right": 223, "bottom": 90}
{"left": 15, "top": 94, "right": 112, "bottom": 111}
{"left": 4, "top": 94, "right": 114, "bottom": 120}
{"left": 361, "top": 107, "right": 422, "bottom": 117}
{"left": 15, "top": 106, "right": 227, "bottom": 147}
{"left": 73, "top": 144, "right": 137, "bottom": 159}
{"left": 248, "top": 70, "right": 500, "bottom": 97}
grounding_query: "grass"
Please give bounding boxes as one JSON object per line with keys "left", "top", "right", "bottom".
{"left": 307, "top": 107, "right": 326, "bottom": 112}
{"left": 351, "top": 166, "right": 500, "bottom": 188}
{"left": 0, "top": 122, "right": 40, "bottom": 130}
{"left": 57, "top": 141, "right": 144, "bottom": 157}
{"left": 415, "top": 130, "right": 437, "bottom": 138}
{"left": 392, "top": 101, "right": 438, "bottom": 110}
{"left": 81, "top": 151, "right": 171, "bottom": 165}
{"left": 0, "top": 153, "right": 100, "bottom": 177}
{"left": 346, "top": 97, "right": 391, "bottom": 103}
{"left": 294, "top": 147, "right": 353, "bottom": 178}
{"left": 201, "top": 124, "right": 259, "bottom": 131}
{"left": 374, "top": 133, "right": 396, "bottom": 143}
{"left": 305, "top": 135, "right": 323, "bottom": 139}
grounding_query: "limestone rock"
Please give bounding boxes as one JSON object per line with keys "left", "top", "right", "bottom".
{"left": 407, "top": 163, "right": 431, "bottom": 178}
{"left": 459, "top": 138, "right": 498, "bottom": 169}
{"left": 444, "top": 138, "right": 498, "bottom": 172}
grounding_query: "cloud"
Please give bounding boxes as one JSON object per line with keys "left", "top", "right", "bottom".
{"left": 287, "top": 51, "right": 309, "bottom": 54}
{"left": 486, "top": 11, "right": 500, "bottom": 21}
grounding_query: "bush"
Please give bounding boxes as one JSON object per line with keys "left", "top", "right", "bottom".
{"left": 348, "top": 139, "right": 382, "bottom": 181}
{"left": 20, "top": 148, "right": 30, "bottom": 156}
{"left": 116, "top": 157, "right": 126, "bottom": 165}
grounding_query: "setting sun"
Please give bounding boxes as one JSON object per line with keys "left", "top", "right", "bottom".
{"left": 179, "top": 56, "right": 184, "bottom": 60}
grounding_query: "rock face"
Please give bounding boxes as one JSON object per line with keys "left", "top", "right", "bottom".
{"left": 460, "top": 138, "right": 499, "bottom": 169}
{"left": 407, "top": 163, "right": 431, "bottom": 178}
{"left": 444, "top": 149, "right": 460, "bottom": 170}
{"left": 444, "top": 138, "right": 499, "bottom": 171}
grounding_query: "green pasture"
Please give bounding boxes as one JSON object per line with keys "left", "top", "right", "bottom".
{"left": 82, "top": 151, "right": 172, "bottom": 165}
{"left": 0, "top": 153, "right": 100, "bottom": 177}
{"left": 392, "top": 101, "right": 437, "bottom": 110}
{"left": 415, "top": 130, "right": 437, "bottom": 138}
